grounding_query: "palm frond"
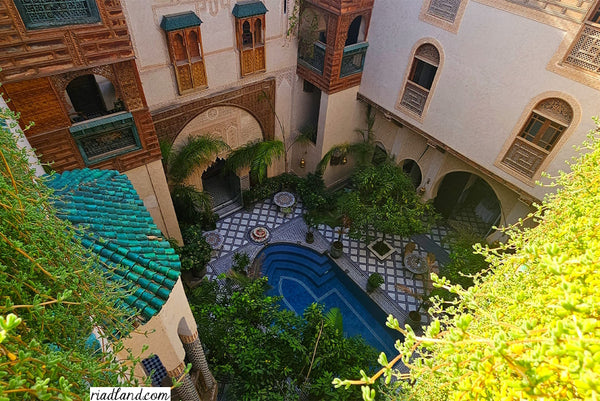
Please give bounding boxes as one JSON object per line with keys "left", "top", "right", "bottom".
{"left": 225, "top": 140, "right": 261, "bottom": 173}
{"left": 316, "top": 144, "right": 351, "bottom": 176}
{"left": 171, "top": 184, "right": 213, "bottom": 223}
{"left": 324, "top": 307, "right": 344, "bottom": 333}
{"left": 226, "top": 140, "right": 284, "bottom": 184}
{"left": 159, "top": 139, "right": 173, "bottom": 169}
{"left": 168, "top": 135, "right": 229, "bottom": 184}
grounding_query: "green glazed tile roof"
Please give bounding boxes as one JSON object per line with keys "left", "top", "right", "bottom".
{"left": 232, "top": 0, "right": 268, "bottom": 18}
{"left": 47, "top": 169, "right": 181, "bottom": 322}
{"left": 160, "top": 11, "right": 202, "bottom": 31}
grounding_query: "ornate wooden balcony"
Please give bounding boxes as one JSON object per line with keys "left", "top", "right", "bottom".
{"left": 69, "top": 112, "right": 141, "bottom": 165}
{"left": 298, "top": 41, "right": 326, "bottom": 74}
{"left": 339, "top": 41, "right": 368, "bottom": 77}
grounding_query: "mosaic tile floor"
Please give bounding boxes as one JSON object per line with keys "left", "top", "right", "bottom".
{"left": 205, "top": 197, "right": 460, "bottom": 319}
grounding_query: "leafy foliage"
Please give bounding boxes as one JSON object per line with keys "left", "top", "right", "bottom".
{"left": 0, "top": 108, "right": 138, "bottom": 399}
{"left": 241, "top": 173, "right": 302, "bottom": 206}
{"left": 172, "top": 224, "right": 213, "bottom": 274}
{"left": 335, "top": 124, "right": 600, "bottom": 400}
{"left": 338, "top": 161, "right": 437, "bottom": 240}
{"left": 430, "top": 227, "right": 491, "bottom": 302}
{"left": 160, "top": 135, "right": 228, "bottom": 225}
{"left": 231, "top": 252, "right": 251, "bottom": 275}
{"left": 366, "top": 273, "right": 384, "bottom": 293}
{"left": 226, "top": 140, "right": 285, "bottom": 185}
{"left": 187, "top": 277, "right": 378, "bottom": 400}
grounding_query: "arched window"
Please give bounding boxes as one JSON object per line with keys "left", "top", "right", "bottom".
{"left": 397, "top": 42, "right": 442, "bottom": 118}
{"left": 242, "top": 21, "right": 253, "bottom": 47}
{"left": 161, "top": 12, "right": 207, "bottom": 94}
{"left": 188, "top": 31, "right": 201, "bottom": 60}
{"left": 173, "top": 34, "right": 187, "bottom": 62}
{"left": 346, "top": 16, "right": 363, "bottom": 46}
{"left": 66, "top": 74, "right": 121, "bottom": 122}
{"left": 501, "top": 98, "right": 573, "bottom": 178}
{"left": 232, "top": 1, "right": 267, "bottom": 77}
{"left": 254, "top": 19, "right": 263, "bottom": 45}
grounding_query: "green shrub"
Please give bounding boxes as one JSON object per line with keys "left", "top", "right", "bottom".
{"left": 367, "top": 272, "right": 384, "bottom": 293}
{"left": 176, "top": 224, "right": 213, "bottom": 273}
{"left": 232, "top": 252, "right": 250, "bottom": 274}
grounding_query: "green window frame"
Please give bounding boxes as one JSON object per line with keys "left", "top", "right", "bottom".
{"left": 14, "top": 0, "right": 101, "bottom": 30}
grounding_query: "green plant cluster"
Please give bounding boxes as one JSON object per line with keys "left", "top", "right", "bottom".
{"left": 241, "top": 172, "right": 302, "bottom": 206}
{"left": 0, "top": 108, "right": 138, "bottom": 400}
{"left": 366, "top": 273, "right": 384, "bottom": 293}
{"left": 188, "top": 277, "right": 378, "bottom": 401}
{"left": 231, "top": 252, "right": 251, "bottom": 275}
{"left": 335, "top": 124, "right": 600, "bottom": 400}
{"left": 173, "top": 224, "right": 213, "bottom": 274}
{"left": 429, "top": 227, "right": 491, "bottom": 302}
{"left": 338, "top": 161, "right": 438, "bottom": 240}
{"left": 160, "top": 135, "right": 229, "bottom": 226}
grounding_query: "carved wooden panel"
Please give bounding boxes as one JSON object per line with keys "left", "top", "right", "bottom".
{"left": 235, "top": 14, "right": 266, "bottom": 77}
{"left": 501, "top": 137, "right": 548, "bottom": 178}
{"left": 400, "top": 81, "right": 429, "bottom": 116}
{"left": 3, "top": 78, "right": 70, "bottom": 136}
{"left": 0, "top": 0, "right": 134, "bottom": 83}
{"left": 505, "top": 0, "right": 594, "bottom": 23}
{"left": 152, "top": 78, "right": 276, "bottom": 145}
{"left": 427, "top": 0, "right": 461, "bottom": 22}
{"left": 565, "top": 23, "right": 600, "bottom": 73}
{"left": 26, "top": 127, "right": 85, "bottom": 171}
{"left": 114, "top": 60, "right": 145, "bottom": 111}
{"left": 191, "top": 61, "right": 207, "bottom": 87}
{"left": 254, "top": 46, "right": 266, "bottom": 71}
{"left": 165, "top": 27, "right": 207, "bottom": 94}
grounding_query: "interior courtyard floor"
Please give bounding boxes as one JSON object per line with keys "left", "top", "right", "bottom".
{"left": 204, "top": 197, "right": 474, "bottom": 324}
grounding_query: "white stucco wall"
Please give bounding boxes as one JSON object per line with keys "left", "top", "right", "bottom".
{"left": 121, "top": 0, "right": 298, "bottom": 111}
{"left": 360, "top": 0, "right": 600, "bottom": 200}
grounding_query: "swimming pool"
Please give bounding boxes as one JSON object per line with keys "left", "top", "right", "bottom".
{"left": 257, "top": 243, "right": 400, "bottom": 356}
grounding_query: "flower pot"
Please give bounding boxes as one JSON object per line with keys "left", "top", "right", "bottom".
{"left": 405, "top": 310, "right": 421, "bottom": 331}
{"left": 330, "top": 241, "right": 343, "bottom": 259}
{"left": 306, "top": 231, "right": 314, "bottom": 244}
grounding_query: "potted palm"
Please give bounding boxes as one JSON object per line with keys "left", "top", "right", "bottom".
{"left": 303, "top": 212, "right": 316, "bottom": 244}
{"left": 330, "top": 215, "right": 350, "bottom": 259}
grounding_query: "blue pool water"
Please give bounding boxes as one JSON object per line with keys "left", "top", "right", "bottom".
{"left": 258, "top": 243, "right": 400, "bottom": 356}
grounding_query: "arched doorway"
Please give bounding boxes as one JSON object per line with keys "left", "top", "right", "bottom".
{"left": 173, "top": 105, "right": 264, "bottom": 214}
{"left": 201, "top": 158, "right": 240, "bottom": 209}
{"left": 400, "top": 159, "right": 422, "bottom": 188}
{"left": 434, "top": 172, "right": 501, "bottom": 237}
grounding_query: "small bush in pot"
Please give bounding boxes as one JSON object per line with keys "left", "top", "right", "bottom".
{"left": 367, "top": 272, "right": 384, "bottom": 293}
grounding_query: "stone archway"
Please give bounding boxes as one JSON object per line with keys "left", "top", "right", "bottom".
{"left": 433, "top": 172, "right": 501, "bottom": 237}
{"left": 172, "top": 105, "right": 264, "bottom": 210}
{"left": 399, "top": 159, "right": 422, "bottom": 188}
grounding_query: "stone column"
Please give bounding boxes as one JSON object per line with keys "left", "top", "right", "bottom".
{"left": 168, "top": 363, "right": 201, "bottom": 401}
{"left": 179, "top": 331, "right": 216, "bottom": 392}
